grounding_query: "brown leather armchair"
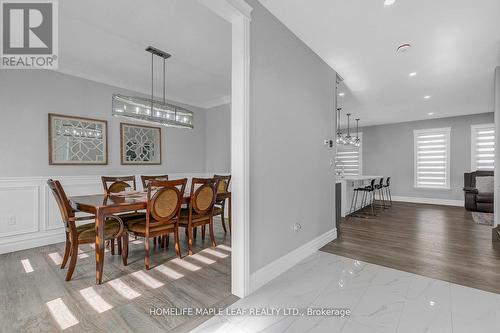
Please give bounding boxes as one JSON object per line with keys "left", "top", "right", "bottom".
{"left": 463, "top": 171, "right": 494, "bottom": 213}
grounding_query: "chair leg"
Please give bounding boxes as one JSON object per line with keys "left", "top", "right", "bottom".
{"left": 174, "top": 229, "right": 181, "bottom": 258}
{"left": 220, "top": 203, "right": 227, "bottom": 233}
{"left": 153, "top": 237, "right": 157, "bottom": 249}
{"left": 188, "top": 227, "right": 193, "bottom": 256}
{"left": 110, "top": 239, "right": 115, "bottom": 255}
{"left": 370, "top": 192, "right": 375, "bottom": 216}
{"left": 193, "top": 227, "right": 197, "bottom": 240}
{"left": 209, "top": 220, "right": 217, "bottom": 247}
{"left": 117, "top": 238, "right": 122, "bottom": 255}
{"left": 122, "top": 232, "right": 129, "bottom": 266}
{"left": 61, "top": 232, "right": 71, "bottom": 269}
{"left": 388, "top": 187, "right": 393, "bottom": 205}
{"left": 65, "top": 239, "right": 79, "bottom": 281}
{"left": 202, "top": 225, "right": 206, "bottom": 240}
{"left": 144, "top": 237, "right": 150, "bottom": 270}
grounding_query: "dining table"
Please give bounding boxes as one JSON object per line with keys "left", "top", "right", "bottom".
{"left": 69, "top": 190, "right": 231, "bottom": 284}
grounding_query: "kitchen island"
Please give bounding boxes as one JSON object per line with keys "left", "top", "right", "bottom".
{"left": 336, "top": 175, "right": 383, "bottom": 217}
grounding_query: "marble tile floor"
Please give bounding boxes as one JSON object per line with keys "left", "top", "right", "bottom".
{"left": 191, "top": 251, "right": 500, "bottom": 333}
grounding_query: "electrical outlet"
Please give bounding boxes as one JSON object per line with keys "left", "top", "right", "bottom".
{"left": 293, "top": 223, "right": 302, "bottom": 232}
{"left": 7, "top": 216, "right": 16, "bottom": 226}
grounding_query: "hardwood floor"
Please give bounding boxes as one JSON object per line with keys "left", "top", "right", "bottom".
{"left": 0, "top": 219, "right": 234, "bottom": 333}
{"left": 321, "top": 201, "right": 500, "bottom": 294}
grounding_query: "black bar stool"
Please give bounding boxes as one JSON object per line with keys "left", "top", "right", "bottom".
{"left": 374, "top": 177, "right": 387, "bottom": 210}
{"left": 350, "top": 179, "right": 376, "bottom": 216}
{"left": 383, "top": 177, "right": 392, "bottom": 206}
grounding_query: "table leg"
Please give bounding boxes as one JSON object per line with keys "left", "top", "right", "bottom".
{"left": 95, "top": 208, "right": 106, "bottom": 284}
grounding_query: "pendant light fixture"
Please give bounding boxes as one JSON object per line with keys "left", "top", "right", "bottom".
{"left": 336, "top": 108, "right": 346, "bottom": 144}
{"left": 112, "top": 46, "right": 194, "bottom": 129}
{"left": 354, "top": 118, "right": 361, "bottom": 147}
{"left": 345, "top": 113, "right": 353, "bottom": 145}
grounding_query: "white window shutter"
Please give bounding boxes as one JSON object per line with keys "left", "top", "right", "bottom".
{"left": 471, "top": 124, "right": 495, "bottom": 171}
{"left": 414, "top": 128, "right": 450, "bottom": 189}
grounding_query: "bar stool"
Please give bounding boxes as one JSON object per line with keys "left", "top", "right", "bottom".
{"left": 374, "top": 177, "right": 387, "bottom": 210}
{"left": 383, "top": 177, "right": 392, "bottom": 206}
{"left": 349, "top": 179, "right": 376, "bottom": 216}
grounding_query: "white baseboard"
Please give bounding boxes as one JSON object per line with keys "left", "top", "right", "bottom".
{"left": 391, "top": 196, "right": 463, "bottom": 207}
{"left": 0, "top": 232, "right": 65, "bottom": 254}
{"left": 249, "top": 228, "right": 337, "bottom": 294}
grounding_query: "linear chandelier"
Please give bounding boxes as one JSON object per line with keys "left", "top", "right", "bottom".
{"left": 336, "top": 107, "right": 361, "bottom": 147}
{"left": 112, "top": 46, "right": 194, "bottom": 129}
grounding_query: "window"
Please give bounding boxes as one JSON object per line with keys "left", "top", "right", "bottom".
{"left": 414, "top": 127, "right": 450, "bottom": 189}
{"left": 471, "top": 124, "right": 495, "bottom": 171}
{"left": 335, "top": 133, "right": 362, "bottom": 176}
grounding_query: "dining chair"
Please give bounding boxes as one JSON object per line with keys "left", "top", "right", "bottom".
{"left": 141, "top": 175, "right": 169, "bottom": 189}
{"left": 124, "top": 179, "right": 187, "bottom": 269}
{"left": 47, "top": 179, "right": 126, "bottom": 281}
{"left": 179, "top": 178, "right": 218, "bottom": 255}
{"left": 213, "top": 174, "right": 231, "bottom": 233}
{"left": 101, "top": 176, "right": 146, "bottom": 252}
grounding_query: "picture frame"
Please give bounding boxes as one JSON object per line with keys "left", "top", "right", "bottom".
{"left": 120, "top": 123, "right": 162, "bottom": 165}
{"left": 48, "top": 113, "right": 108, "bottom": 165}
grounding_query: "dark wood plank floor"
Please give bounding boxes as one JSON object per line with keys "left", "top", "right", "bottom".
{"left": 0, "top": 219, "right": 235, "bottom": 333}
{"left": 321, "top": 201, "right": 500, "bottom": 294}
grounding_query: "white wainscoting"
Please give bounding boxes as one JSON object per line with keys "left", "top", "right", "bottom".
{"left": 0, "top": 173, "right": 213, "bottom": 254}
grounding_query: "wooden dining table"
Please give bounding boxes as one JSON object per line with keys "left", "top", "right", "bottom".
{"left": 69, "top": 190, "right": 231, "bottom": 284}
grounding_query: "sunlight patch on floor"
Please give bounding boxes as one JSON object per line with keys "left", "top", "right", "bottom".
{"left": 131, "top": 271, "right": 164, "bottom": 289}
{"left": 216, "top": 244, "right": 231, "bottom": 252}
{"left": 46, "top": 298, "right": 79, "bottom": 330}
{"left": 48, "top": 252, "right": 63, "bottom": 265}
{"left": 21, "top": 259, "right": 34, "bottom": 273}
{"left": 155, "top": 264, "right": 184, "bottom": 280}
{"left": 79, "top": 287, "right": 113, "bottom": 313}
{"left": 203, "top": 248, "right": 229, "bottom": 258}
{"left": 171, "top": 258, "right": 201, "bottom": 271}
{"left": 190, "top": 253, "right": 216, "bottom": 265}
{"left": 108, "top": 278, "right": 141, "bottom": 300}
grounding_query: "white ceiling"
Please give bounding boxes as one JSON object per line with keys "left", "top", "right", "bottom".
{"left": 58, "top": 0, "right": 231, "bottom": 109}
{"left": 260, "top": 0, "right": 500, "bottom": 126}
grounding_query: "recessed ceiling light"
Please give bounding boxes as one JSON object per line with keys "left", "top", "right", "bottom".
{"left": 428, "top": 112, "right": 434, "bottom": 116}
{"left": 409, "top": 72, "right": 417, "bottom": 77}
{"left": 424, "top": 95, "right": 431, "bottom": 99}
{"left": 384, "top": 0, "right": 396, "bottom": 5}
{"left": 338, "top": 92, "right": 345, "bottom": 96}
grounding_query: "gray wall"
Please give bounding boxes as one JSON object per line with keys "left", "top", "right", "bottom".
{"left": 0, "top": 70, "right": 208, "bottom": 177}
{"left": 205, "top": 103, "right": 231, "bottom": 173}
{"left": 362, "top": 113, "right": 494, "bottom": 200}
{"left": 248, "top": 0, "right": 337, "bottom": 273}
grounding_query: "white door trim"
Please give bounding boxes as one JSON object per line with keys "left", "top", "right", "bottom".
{"left": 198, "top": 0, "right": 252, "bottom": 298}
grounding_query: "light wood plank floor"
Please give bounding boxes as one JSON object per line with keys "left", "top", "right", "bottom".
{"left": 0, "top": 219, "right": 235, "bottom": 333}
{"left": 321, "top": 201, "right": 500, "bottom": 294}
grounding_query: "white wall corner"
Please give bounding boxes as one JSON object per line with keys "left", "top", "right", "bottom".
{"left": 249, "top": 228, "right": 337, "bottom": 294}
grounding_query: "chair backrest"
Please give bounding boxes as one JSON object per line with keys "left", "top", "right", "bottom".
{"left": 141, "top": 175, "right": 169, "bottom": 189}
{"left": 378, "top": 177, "right": 384, "bottom": 187}
{"left": 189, "top": 178, "right": 218, "bottom": 215}
{"left": 386, "top": 177, "right": 391, "bottom": 186}
{"left": 368, "top": 179, "right": 376, "bottom": 189}
{"left": 47, "top": 179, "right": 74, "bottom": 225}
{"left": 146, "top": 179, "right": 187, "bottom": 226}
{"left": 214, "top": 174, "right": 231, "bottom": 194}
{"left": 102, "top": 176, "right": 136, "bottom": 195}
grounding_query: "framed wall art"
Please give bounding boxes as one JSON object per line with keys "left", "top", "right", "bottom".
{"left": 48, "top": 113, "right": 108, "bottom": 165}
{"left": 120, "top": 123, "right": 161, "bottom": 165}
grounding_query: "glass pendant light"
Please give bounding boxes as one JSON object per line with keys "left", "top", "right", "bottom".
{"left": 112, "top": 46, "right": 194, "bottom": 129}
{"left": 354, "top": 118, "right": 361, "bottom": 147}
{"left": 336, "top": 108, "right": 346, "bottom": 144}
{"left": 345, "top": 113, "right": 353, "bottom": 145}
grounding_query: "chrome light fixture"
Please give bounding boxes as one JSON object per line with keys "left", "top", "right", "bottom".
{"left": 112, "top": 46, "right": 193, "bottom": 129}
{"left": 336, "top": 108, "right": 346, "bottom": 144}
{"left": 354, "top": 118, "right": 361, "bottom": 147}
{"left": 345, "top": 113, "right": 354, "bottom": 145}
